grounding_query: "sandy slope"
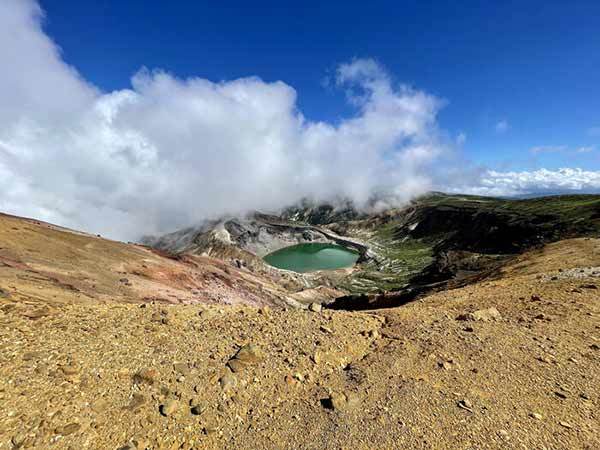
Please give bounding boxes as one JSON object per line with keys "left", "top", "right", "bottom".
{"left": 0, "top": 214, "right": 599, "bottom": 449}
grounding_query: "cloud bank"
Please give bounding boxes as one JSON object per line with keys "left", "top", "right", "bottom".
{"left": 450, "top": 168, "right": 600, "bottom": 197}
{"left": 0, "top": 1, "right": 598, "bottom": 241}
{"left": 0, "top": 0, "right": 448, "bottom": 240}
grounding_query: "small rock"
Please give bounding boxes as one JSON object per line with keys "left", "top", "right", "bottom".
{"left": 59, "top": 364, "right": 79, "bottom": 380}
{"left": 190, "top": 401, "right": 207, "bottom": 416}
{"left": 369, "top": 329, "right": 380, "bottom": 339}
{"left": 530, "top": 412, "right": 543, "bottom": 420}
{"left": 159, "top": 399, "right": 180, "bottom": 416}
{"left": 126, "top": 393, "right": 146, "bottom": 412}
{"left": 559, "top": 421, "right": 573, "bottom": 429}
{"left": 55, "top": 423, "right": 81, "bottom": 435}
{"left": 173, "top": 363, "right": 190, "bottom": 376}
{"left": 133, "top": 368, "right": 158, "bottom": 386}
{"left": 456, "top": 307, "right": 501, "bottom": 322}
{"left": 438, "top": 361, "right": 453, "bottom": 370}
{"left": 219, "top": 372, "right": 237, "bottom": 391}
{"left": 457, "top": 399, "right": 473, "bottom": 412}
{"left": 293, "top": 372, "right": 304, "bottom": 382}
{"left": 117, "top": 443, "right": 137, "bottom": 450}
{"left": 91, "top": 399, "right": 109, "bottom": 413}
{"left": 325, "top": 391, "right": 360, "bottom": 412}
{"left": 227, "top": 344, "right": 263, "bottom": 372}
{"left": 308, "top": 302, "right": 322, "bottom": 313}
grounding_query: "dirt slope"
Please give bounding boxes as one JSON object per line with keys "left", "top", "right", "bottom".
{"left": 0, "top": 214, "right": 598, "bottom": 449}
{"left": 0, "top": 213, "right": 310, "bottom": 308}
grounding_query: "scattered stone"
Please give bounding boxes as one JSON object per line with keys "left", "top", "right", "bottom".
{"left": 590, "top": 343, "right": 600, "bottom": 351}
{"left": 312, "top": 350, "right": 324, "bottom": 364}
{"left": 173, "top": 363, "right": 190, "bottom": 376}
{"left": 531, "top": 295, "right": 542, "bottom": 301}
{"left": 438, "top": 361, "right": 453, "bottom": 370}
{"left": 125, "top": 393, "right": 146, "bottom": 412}
{"left": 219, "top": 372, "right": 237, "bottom": 391}
{"left": 227, "top": 344, "right": 263, "bottom": 372}
{"left": 369, "top": 329, "right": 380, "bottom": 339}
{"left": 159, "top": 399, "right": 180, "bottom": 417}
{"left": 91, "top": 399, "right": 109, "bottom": 413}
{"left": 308, "top": 302, "right": 322, "bottom": 312}
{"left": 457, "top": 399, "right": 474, "bottom": 412}
{"left": 579, "top": 284, "right": 597, "bottom": 290}
{"left": 324, "top": 391, "right": 360, "bottom": 412}
{"left": 133, "top": 368, "right": 158, "bottom": 386}
{"left": 456, "top": 307, "right": 502, "bottom": 322}
{"left": 59, "top": 364, "right": 79, "bottom": 377}
{"left": 117, "top": 443, "right": 137, "bottom": 450}
{"left": 530, "top": 412, "right": 543, "bottom": 420}
{"left": 559, "top": 421, "right": 573, "bottom": 429}
{"left": 55, "top": 423, "right": 81, "bottom": 435}
{"left": 293, "top": 372, "right": 304, "bottom": 382}
{"left": 554, "top": 391, "right": 567, "bottom": 399}
{"left": 190, "top": 401, "right": 207, "bottom": 416}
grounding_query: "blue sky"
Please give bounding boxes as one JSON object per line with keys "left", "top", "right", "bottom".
{"left": 41, "top": 0, "right": 600, "bottom": 171}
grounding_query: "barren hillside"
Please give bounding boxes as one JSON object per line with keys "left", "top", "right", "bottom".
{"left": 0, "top": 212, "right": 598, "bottom": 449}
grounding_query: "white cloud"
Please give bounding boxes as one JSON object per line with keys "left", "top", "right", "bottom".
{"left": 0, "top": 2, "right": 446, "bottom": 240}
{"left": 495, "top": 120, "right": 509, "bottom": 133}
{"left": 456, "top": 132, "right": 467, "bottom": 145}
{"left": 449, "top": 168, "right": 600, "bottom": 196}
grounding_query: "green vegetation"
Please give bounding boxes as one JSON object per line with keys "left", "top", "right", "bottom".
{"left": 339, "top": 193, "right": 600, "bottom": 294}
{"left": 340, "top": 222, "right": 434, "bottom": 294}
{"left": 422, "top": 192, "right": 600, "bottom": 221}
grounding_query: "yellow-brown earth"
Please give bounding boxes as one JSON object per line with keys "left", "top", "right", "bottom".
{"left": 0, "top": 213, "right": 598, "bottom": 449}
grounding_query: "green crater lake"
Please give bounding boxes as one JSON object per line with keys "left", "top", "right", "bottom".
{"left": 263, "top": 243, "right": 359, "bottom": 273}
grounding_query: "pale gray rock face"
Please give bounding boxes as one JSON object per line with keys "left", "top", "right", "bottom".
{"left": 142, "top": 211, "right": 371, "bottom": 262}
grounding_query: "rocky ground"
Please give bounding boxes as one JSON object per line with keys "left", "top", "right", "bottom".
{"left": 1, "top": 230, "right": 598, "bottom": 449}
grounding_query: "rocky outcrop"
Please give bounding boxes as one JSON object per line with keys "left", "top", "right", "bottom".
{"left": 144, "top": 212, "right": 373, "bottom": 264}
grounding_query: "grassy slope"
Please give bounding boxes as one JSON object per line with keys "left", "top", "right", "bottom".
{"left": 338, "top": 193, "right": 600, "bottom": 294}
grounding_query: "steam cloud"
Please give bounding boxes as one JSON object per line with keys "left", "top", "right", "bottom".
{"left": 1, "top": 1, "right": 598, "bottom": 241}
